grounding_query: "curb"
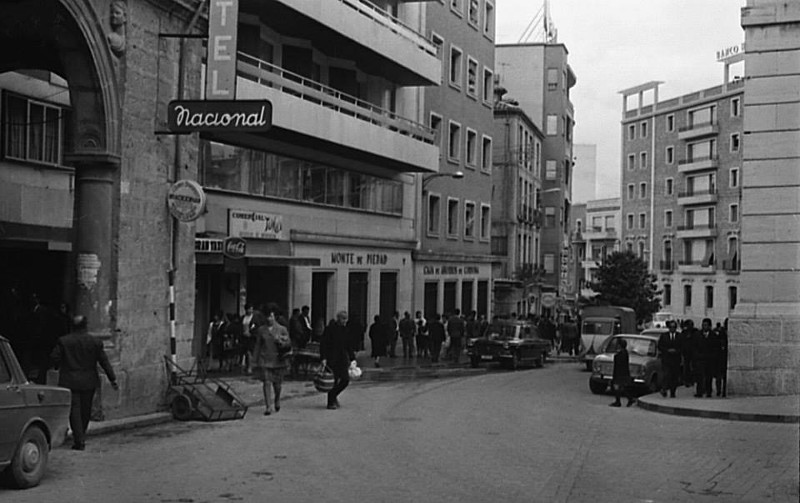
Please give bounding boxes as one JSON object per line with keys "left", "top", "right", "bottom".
{"left": 636, "top": 398, "right": 800, "bottom": 424}
{"left": 80, "top": 412, "right": 174, "bottom": 441}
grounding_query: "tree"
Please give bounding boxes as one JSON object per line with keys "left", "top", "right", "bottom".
{"left": 587, "top": 251, "right": 661, "bottom": 324}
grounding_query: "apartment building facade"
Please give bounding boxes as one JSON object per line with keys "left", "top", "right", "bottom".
{"left": 491, "top": 91, "right": 544, "bottom": 317}
{"left": 619, "top": 80, "right": 743, "bottom": 323}
{"left": 571, "top": 198, "right": 621, "bottom": 297}
{"left": 495, "top": 43, "right": 577, "bottom": 313}
{"left": 415, "top": 0, "right": 497, "bottom": 320}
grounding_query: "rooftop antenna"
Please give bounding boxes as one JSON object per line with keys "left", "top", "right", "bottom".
{"left": 518, "top": 0, "right": 558, "bottom": 44}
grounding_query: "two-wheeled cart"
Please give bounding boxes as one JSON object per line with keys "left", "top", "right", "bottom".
{"left": 164, "top": 356, "right": 248, "bottom": 421}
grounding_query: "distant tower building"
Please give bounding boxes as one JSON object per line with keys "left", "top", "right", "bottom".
{"left": 572, "top": 144, "right": 597, "bottom": 204}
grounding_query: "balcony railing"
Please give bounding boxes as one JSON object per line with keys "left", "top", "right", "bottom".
{"left": 238, "top": 51, "right": 435, "bottom": 145}
{"left": 678, "top": 121, "right": 716, "bottom": 133}
{"left": 678, "top": 155, "right": 718, "bottom": 166}
{"left": 677, "top": 188, "right": 716, "bottom": 198}
{"left": 335, "top": 0, "right": 438, "bottom": 58}
{"left": 722, "top": 258, "right": 740, "bottom": 272}
{"left": 676, "top": 223, "right": 716, "bottom": 231}
{"left": 678, "top": 259, "right": 715, "bottom": 267}
{"left": 659, "top": 260, "right": 675, "bottom": 272}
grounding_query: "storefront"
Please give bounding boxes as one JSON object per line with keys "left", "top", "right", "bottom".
{"left": 414, "top": 261, "right": 492, "bottom": 319}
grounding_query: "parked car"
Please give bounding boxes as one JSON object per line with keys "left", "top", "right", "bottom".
{"left": 466, "top": 319, "right": 550, "bottom": 370}
{"left": 588, "top": 333, "right": 662, "bottom": 395}
{"left": 0, "top": 335, "right": 70, "bottom": 489}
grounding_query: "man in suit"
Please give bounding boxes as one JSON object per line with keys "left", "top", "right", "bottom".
{"left": 320, "top": 311, "right": 356, "bottom": 410}
{"left": 692, "top": 318, "right": 718, "bottom": 398}
{"left": 50, "top": 315, "right": 118, "bottom": 450}
{"left": 658, "top": 320, "right": 683, "bottom": 398}
{"left": 446, "top": 309, "right": 466, "bottom": 364}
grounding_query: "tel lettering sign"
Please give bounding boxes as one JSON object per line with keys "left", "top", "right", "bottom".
{"left": 223, "top": 237, "right": 246, "bottom": 259}
{"left": 206, "top": 0, "right": 239, "bottom": 99}
{"left": 167, "top": 100, "right": 272, "bottom": 133}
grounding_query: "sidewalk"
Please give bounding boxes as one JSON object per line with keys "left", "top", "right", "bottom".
{"left": 637, "top": 392, "right": 800, "bottom": 423}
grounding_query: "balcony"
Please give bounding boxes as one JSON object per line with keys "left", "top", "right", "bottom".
{"left": 581, "top": 227, "right": 618, "bottom": 241}
{"left": 517, "top": 204, "right": 541, "bottom": 226}
{"left": 678, "top": 155, "right": 719, "bottom": 174}
{"left": 722, "top": 258, "right": 740, "bottom": 274}
{"left": 677, "top": 188, "right": 717, "bottom": 206}
{"left": 659, "top": 260, "right": 675, "bottom": 273}
{"left": 678, "top": 121, "right": 719, "bottom": 141}
{"left": 678, "top": 259, "right": 715, "bottom": 274}
{"left": 236, "top": 53, "right": 439, "bottom": 173}
{"left": 273, "top": 0, "right": 441, "bottom": 85}
{"left": 676, "top": 223, "right": 717, "bottom": 239}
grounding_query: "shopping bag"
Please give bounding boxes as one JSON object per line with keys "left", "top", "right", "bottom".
{"left": 348, "top": 360, "right": 362, "bottom": 380}
{"left": 313, "top": 365, "right": 335, "bottom": 392}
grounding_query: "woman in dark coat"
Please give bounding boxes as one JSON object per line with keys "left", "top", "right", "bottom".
{"left": 427, "top": 313, "right": 446, "bottom": 363}
{"left": 610, "top": 338, "right": 636, "bottom": 407}
{"left": 368, "top": 315, "right": 387, "bottom": 367}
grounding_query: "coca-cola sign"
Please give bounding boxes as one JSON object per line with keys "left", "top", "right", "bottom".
{"left": 223, "top": 237, "right": 247, "bottom": 259}
{"left": 167, "top": 100, "right": 272, "bottom": 133}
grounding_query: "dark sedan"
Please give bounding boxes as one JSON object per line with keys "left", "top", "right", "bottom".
{"left": 0, "top": 336, "right": 70, "bottom": 489}
{"left": 467, "top": 320, "right": 550, "bottom": 369}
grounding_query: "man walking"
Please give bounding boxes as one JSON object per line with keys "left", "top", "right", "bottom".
{"left": 320, "top": 311, "right": 356, "bottom": 410}
{"left": 657, "top": 320, "right": 683, "bottom": 398}
{"left": 50, "top": 315, "right": 118, "bottom": 450}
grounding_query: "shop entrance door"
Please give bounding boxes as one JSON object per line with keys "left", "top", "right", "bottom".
{"left": 461, "top": 280, "right": 474, "bottom": 315}
{"left": 379, "top": 272, "right": 397, "bottom": 321}
{"left": 348, "top": 272, "right": 368, "bottom": 330}
{"left": 311, "top": 272, "right": 332, "bottom": 332}
{"left": 443, "top": 281, "right": 457, "bottom": 316}
{"left": 424, "top": 282, "right": 438, "bottom": 319}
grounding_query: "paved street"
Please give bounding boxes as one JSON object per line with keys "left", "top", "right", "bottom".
{"left": 4, "top": 364, "right": 798, "bottom": 503}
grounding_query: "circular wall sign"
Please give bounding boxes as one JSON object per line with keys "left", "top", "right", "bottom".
{"left": 223, "top": 237, "right": 247, "bottom": 259}
{"left": 541, "top": 293, "right": 557, "bottom": 308}
{"left": 167, "top": 180, "right": 206, "bottom": 222}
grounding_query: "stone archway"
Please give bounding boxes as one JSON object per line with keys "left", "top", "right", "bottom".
{"left": 0, "top": 0, "right": 121, "bottom": 334}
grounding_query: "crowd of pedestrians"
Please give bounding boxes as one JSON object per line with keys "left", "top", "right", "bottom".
{"left": 657, "top": 318, "right": 728, "bottom": 399}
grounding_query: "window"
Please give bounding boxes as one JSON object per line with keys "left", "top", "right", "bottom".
{"left": 688, "top": 139, "right": 717, "bottom": 162}
{"left": 0, "top": 351, "right": 11, "bottom": 384}
{"left": 639, "top": 182, "right": 647, "bottom": 199}
{"left": 464, "top": 201, "right": 476, "bottom": 238}
{"left": 481, "top": 136, "right": 492, "bottom": 171}
{"left": 430, "top": 113, "right": 443, "bottom": 151}
{"left": 640, "top": 121, "right": 648, "bottom": 139}
{"left": 447, "top": 198, "right": 459, "bottom": 235}
{"left": 639, "top": 213, "right": 646, "bottom": 229}
{"left": 546, "top": 115, "right": 558, "bottom": 136}
{"left": 627, "top": 184, "right": 635, "bottom": 200}
{"left": 3, "top": 93, "right": 65, "bottom": 165}
{"left": 448, "top": 121, "right": 461, "bottom": 160}
{"left": 431, "top": 32, "right": 445, "bottom": 82}
{"left": 450, "top": 0, "right": 462, "bottom": 14}
{"left": 627, "top": 214, "right": 634, "bottom": 230}
{"left": 605, "top": 215, "right": 615, "bottom": 230}
{"left": 665, "top": 210, "right": 673, "bottom": 228}
{"left": 729, "top": 286, "right": 738, "bottom": 311}
{"left": 688, "top": 105, "right": 716, "bottom": 128}
{"left": 730, "top": 168, "right": 739, "bottom": 188}
{"left": 545, "top": 160, "right": 557, "bottom": 180}
{"left": 731, "top": 97, "right": 741, "bottom": 117}
{"left": 626, "top": 242, "right": 634, "bottom": 253}
{"left": 465, "top": 129, "right": 478, "bottom": 167}
{"left": 468, "top": 0, "right": 479, "bottom": 25}
{"left": 428, "top": 194, "right": 441, "bottom": 234}
{"left": 637, "top": 241, "right": 645, "bottom": 259}
{"left": 664, "top": 284, "right": 672, "bottom": 306}
{"left": 705, "top": 286, "right": 714, "bottom": 309}
{"left": 449, "top": 45, "right": 463, "bottom": 88}
{"left": 666, "top": 114, "right": 675, "bottom": 132}
{"left": 684, "top": 285, "right": 692, "bottom": 307}
{"left": 666, "top": 146, "right": 674, "bottom": 164}
{"left": 628, "top": 124, "right": 635, "bottom": 140}
{"left": 627, "top": 154, "right": 635, "bottom": 171}
{"left": 466, "top": 57, "right": 478, "bottom": 97}
{"left": 547, "top": 68, "right": 558, "bottom": 90}
{"left": 730, "top": 203, "right": 739, "bottom": 223}
{"left": 483, "top": 1, "right": 495, "bottom": 38}
{"left": 730, "top": 133, "right": 740, "bottom": 152}
{"left": 480, "top": 204, "right": 490, "bottom": 240}
{"left": 544, "top": 253, "right": 555, "bottom": 273}
{"left": 665, "top": 178, "right": 674, "bottom": 195}
{"left": 482, "top": 67, "right": 494, "bottom": 103}
{"left": 545, "top": 207, "right": 556, "bottom": 227}
{"left": 640, "top": 151, "right": 648, "bottom": 170}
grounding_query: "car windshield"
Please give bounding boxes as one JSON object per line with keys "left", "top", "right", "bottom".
{"left": 654, "top": 313, "right": 673, "bottom": 322}
{"left": 582, "top": 321, "right": 614, "bottom": 335}
{"left": 605, "top": 337, "right": 657, "bottom": 357}
{"left": 486, "top": 324, "right": 518, "bottom": 340}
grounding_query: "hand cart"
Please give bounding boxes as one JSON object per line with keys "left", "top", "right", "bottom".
{"left": 164, "top": 356, "right": 248, "bottom": 421}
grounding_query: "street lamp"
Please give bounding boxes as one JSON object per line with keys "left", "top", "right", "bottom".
{"left": 421, "top": 170, "right": 464, "bottom": 190}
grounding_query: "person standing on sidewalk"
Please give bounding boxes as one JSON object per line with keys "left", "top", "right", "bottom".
{"left": 387, "top": 311, "right": 399, "bottom": 358}
{"left": 368, "top": 315, "right": 387, "bottom": 367}
{"left": 414, "top": 311, "right": 428, "bottom": 358}
{"left": 657, "top": 320, "right": 683, "bottom": 398}
{"left": 610, "top": 338, "right": 636, "bottom": 408}
{"left": 320, "top": 311, "right": 355, "bottom": 410}
{"left": 447, "top": 309, "right": 466, "bottom": 364}
{"left": 398, "top": 311, "right": 416, "bottom": 359}
{"left": 692, "top": 318, "right": 717, "bottom": 398}
{"left": 427, "top": 314, "right": 446, "bottom": 363}
{"left": 252, "top": 311, "right": 290, "bottom": 415}
{"left": 50, "top": 315, "right": 118, "bottom": 450}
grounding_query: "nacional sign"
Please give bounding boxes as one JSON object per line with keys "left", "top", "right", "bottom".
{"left": 167, "top": 179, "right": 206, "bottom": 222}
{"left": 229, "top": 209, "right": 284, "bottom": 240}
{"left": 167, "top": 100, "right": 272, "bottom": 133}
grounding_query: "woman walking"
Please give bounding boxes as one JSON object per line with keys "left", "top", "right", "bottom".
{"left": 252, "top": 310, "right": 291, "bottom": 415}
{"left": 368, "top": 315, "right": 387, "bottom": 367}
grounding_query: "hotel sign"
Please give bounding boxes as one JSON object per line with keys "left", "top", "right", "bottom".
{"left": 167, "top": 100, "right": 272, "bottom": 133}
{"left": 206, "top": 0, "right": 239, "bottom": 99}
{"left": 229, "top": 209, "right": 284, "bottom": 240}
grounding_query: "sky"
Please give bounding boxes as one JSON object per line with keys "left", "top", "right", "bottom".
{"left": 495, "top": 0, "right": 746, "bottom": 199}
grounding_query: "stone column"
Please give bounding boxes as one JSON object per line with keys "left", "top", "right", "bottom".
{"left": 71, "top": 154, "right": 120, "bottom": 336}
{"left": 728, "top": 1, "right": 800, "bottom": 395}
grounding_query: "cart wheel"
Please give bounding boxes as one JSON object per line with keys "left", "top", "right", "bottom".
{"left": 171, "top": 394, "right": 193, "bottom": 421}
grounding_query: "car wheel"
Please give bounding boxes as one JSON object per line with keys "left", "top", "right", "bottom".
{"left": 171, "top": 393, "right": 194, "bottom": 421}
{"left": 9, "top": 426, "right": 48, "bottom": 489}
{"left": 589, "top": 379, "right": 607, "bottom": 395}
{"left": 470, "top": 356, "right": 480, "bottom": 368}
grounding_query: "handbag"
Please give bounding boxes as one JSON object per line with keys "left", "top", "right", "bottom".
{"left": 348, "top": 360, "right": 362, "bottom": 380}
{"left": 313, "top": 365, "right": 335, "bottom": 392}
